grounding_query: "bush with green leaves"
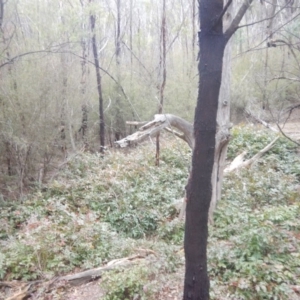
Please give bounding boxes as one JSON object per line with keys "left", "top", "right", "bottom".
{"left": 1, "top": 127, "right": 299, "bottom": 300}
{"left": 0, "top": 139, "right": 188, "bottom": 281}
{"left": 101, "top": 264, "right": 156, "bottom": 300}
{"left": 209, "top": 125, "right": 300, "bottom": 299}
{"left": 101, "top": 243, "right": 182, "bottom": 300}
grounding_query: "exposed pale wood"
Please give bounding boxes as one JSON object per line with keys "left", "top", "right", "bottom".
{"left": 224, "top": 151, "right": 247, "bottom": 173}
{"left": 115, "top": 112, "right": 232, "bottom": 223}
{"left": 115, "top": 114, "right": 194, "bottom": 149}
{"left": 4, "top": 284, "right": 30, "bottom": 300}
{"left": 59, "top": 253, "right": 153, "bottom": 286}
{"left": 126, "top": 121, "right": 148, "bottom": 126}
{"left": 209, "top": 0, "right": 234, "bottom": 224}
{"left": 224, "top": 137, "right": 279, "bottom": 173}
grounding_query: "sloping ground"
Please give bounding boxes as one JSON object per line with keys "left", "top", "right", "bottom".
{"left": 1, "top": 126, "right": 300, "bottom": 300}
{"left": 281, "top": 122, "right": 300, "bottom": 140}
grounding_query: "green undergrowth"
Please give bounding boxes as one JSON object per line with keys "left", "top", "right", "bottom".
{"left": 210, "top": 125, "right": 300, "bottom": 300}
{"left": 0, "top": 138, "right": 189, "bottom": 282}
{"left": 0, "top": 127, "right": 300, "bottom": 299}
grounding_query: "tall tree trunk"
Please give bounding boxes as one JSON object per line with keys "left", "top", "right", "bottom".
{"left": 0, "top": 0, "right": 4, "bottom": 29}
{"left": 60, "top": 49, "right": 68, "bottom": 158}
{"left": 263, "top": 0, "right": 277, "bottom": 111}
{"left": 183, "top": 0, "right": 253, "bottom": 298}
{"left": 129, "top": 0, "right": 133, "bottom": 67}
{"left": 155, "top": 0, "right": 167, "bottom": 166}
{"left": 184, "top": 1, "right": 226, "bottom": 298}
{"left": 191, "top": 0, "right": 196, "bottom": 60}
{"left": 114, "top": 0, "right": 125, "bottom": 141}
{"left": 80, "top": 1, "right": 89, "bottom": 151}
{"left": 89, "top": 1, "right": 105, "bottom": 153}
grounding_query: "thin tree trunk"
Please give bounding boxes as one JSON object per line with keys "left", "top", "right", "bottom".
{"left": 89, "top": 1, "right": 105, "bottom": 153}
{"left": 0, "top": 0, "right": 4, "bottom": 28}
{"left": 263, "top": 0, "right": 277, "bottom": 111}
{"left": 80, "top": 1, "right": 89, "bottom": 151}
{"left": 192, "top": 0, "right": 196, "bottom": 60}
{"left": 60, "top": 53, "right": 68, "bottom": 157}
{"left": 129, "top": 0, "right": 133, "bottom": 67}
{"left": 114, "top": 0, "right": 125, "bottom": 141}
{"left": 156, "top": 0, "right": 167, "bottom": 166}
{"left": 59, "top": 5, "right": 69, "bottom": 158}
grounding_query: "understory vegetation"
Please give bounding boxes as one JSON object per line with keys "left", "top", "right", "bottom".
{"left": 0, "top": 126, "right": 299, "bottom": 299}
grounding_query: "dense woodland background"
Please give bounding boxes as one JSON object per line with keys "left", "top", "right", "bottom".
{"left": 1, "top": 0, "right": 300, "bottom": 200}
{"left": 1, "top": 1, "right": 300, "bottom": 299}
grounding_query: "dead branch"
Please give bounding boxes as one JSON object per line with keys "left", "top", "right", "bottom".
{"left": 59, "top": 253, "right": 155, "bottom": 286}
{"left": 4, "top": 283, "right": 31, "bottom": 300}
{"left": 224, "top": 137, "right": 279, "bottom": 173}
{"left": 126, "top": 121, "right": 148, "bottom": 126}
{"left": 246, "top": 110, "right": 300, "bottom": 145}
{"left": 225, "top": 0, "right": 254, "bottom": 39}
{"left": 275, "top": 124, "right": 300, "bottom": 146}
{"left": 245, "top": 110, "right": 278, "bottom": 132}
{"left": 115, "top": 114, "right": 194, "bottom": 149}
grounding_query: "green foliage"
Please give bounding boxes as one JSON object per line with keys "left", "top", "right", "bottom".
{"left": 1, "top": 127, "right": 300, "bottom": 299}
{"left": 2, "top": 213, "right": 134, "bottom": 280}
{"left": 157, "top": 219, "right": 184, "bottom": 245}
{"left": 209, "top": 126, "right": 300, "bottom": 299}
{"left": 0, "top": 139, "right": 187, "bottom": 281}
{"left": 101, "top": 265, "right": 155, "bottom": 300}
{"left": 228, "top": 125, "right": 297, "bottom": 160}
{"left": 101, "top": 244, "right": 182, "bottom": 300}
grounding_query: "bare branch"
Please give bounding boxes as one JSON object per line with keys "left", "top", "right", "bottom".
{"left": 237, "top": 0, "right": 290, "bottom": 30}
{"left": 122, "top": 41, "right": 152, "bottom": 77}
{"left": 245, "top": 110, "right": 278, "bottom": 132}
{"left": 275, "top": 123, "right": 300, "bottom": 146}
{"left": 246, "top": 110, "right": 300, "bottom": 146}
{"left": 225, "top": 0, "right": 254, "bottom": 40}
{"left": 235, "top": 11, "right": 300, "bottom": 56}
{"left": 0, "top": 50, "right": 54, "bottom": 69}
{"left": 269, "top": 76, "right": 299, "bottom": 82}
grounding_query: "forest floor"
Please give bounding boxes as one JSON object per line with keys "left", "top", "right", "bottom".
{"left": 1, "top": 122, "right": 300, "bottom": 300}
{"left": 54, "top": 121, "right": 300, "bottom": 300}
{"left": 58, "top": 122, "right": 300, "bottom": 300}
{"left": 41, "top": 123, "right": 300, "bottom": 299}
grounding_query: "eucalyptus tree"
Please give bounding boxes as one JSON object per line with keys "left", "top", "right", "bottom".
{"left": 184, "top": 0, "right": 300, "bottom": 298}
{"left": 155, "top": 0, "right": 167, "bottom": 166}
{"left": 89, "top": 0, "right": 105, "bottom": 152}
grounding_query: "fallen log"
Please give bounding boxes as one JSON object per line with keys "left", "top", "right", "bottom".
{"left": 59, "top": 252, "right": 156, "bottom": 286}
{"left": 115, "top": 114, "right": 194, "bottom": 149}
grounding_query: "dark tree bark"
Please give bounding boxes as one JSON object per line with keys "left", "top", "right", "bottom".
{"left": 89, "top": 1, "right": 105, "bottom": 153}
{"left": 183, "top": 2, "right": 226, "bottom": 299}
{"left": 183, "top": 0, "right": 252, "bottom": 299}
